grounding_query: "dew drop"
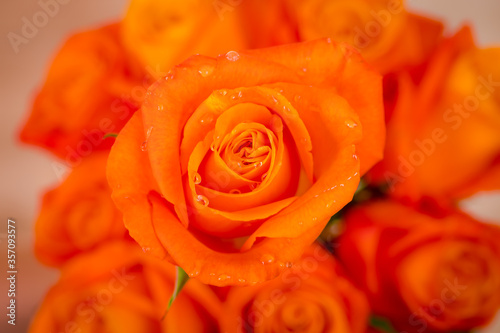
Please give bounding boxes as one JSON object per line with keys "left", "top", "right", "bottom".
{"left": 165, "top": 70, "right": 174, "bottom": 80}
{"left": 260, "top": 254, "right": 275, "bottom": 264}
{"left": 225, "top": 51, "right": 240, "bottom": 61}
{"left": 353, "top": 154, "right": 358, "bottom": 160}
{"left": 189, "top": 264, "right": 201, "bottom": 277}
{"left": 193, "top": 173, "right": 202, "bottom": 185}
{"left": 140, "top": 141, "right": 148, "bottom": 152}
{"left": 345, "top": 120, "right": 358, "bottom": 128}
{"left": 229, "top": 189, "right": 241, "bottom": 194}
{"left": 218, "top": 274, "right": 231, "bottom": 281}
{"left": 200, "top": 113, "right": 214, "bottom": 124}
{"left": 249, "top": 183, "right": 259, "bottom": 190}
{"left": 253, "top": 161, "right": 263, "bottom": 168}
{"left": 298, "top": 221, "right": 303, "bottom": 226}
{"left": 285, "top": 262, "right": 293, "bottom": 268}
{"left": 312, "top": 217, "right": 318, "bottom": 222}
{"left": 238, "top": 278, "right": 246, "bottom": 283}
{"left": 271, "top": 96, "right": 279, "bottom": 104}
{"left": 189, "top": 270, "right": 200, "bottom": 278}
{"left": 261, "top": 173, "right": 268, "bottom": 181}
{"left": 196, "top": 194, "right": 209, "bottom": 206}
{"left": 294, "top": 95, "right": 301, "bottom": 102}
{"left": 198, "top": 65, "right": 214, "bottom": 77}
{"left": 142, "top": 247, "right": 150, "bottom": 253}
{"left": 157, "top": 105, "right": 164, "bottom": 111}
{"left": 219, "top": 90, "right": 227, "bottom": 96}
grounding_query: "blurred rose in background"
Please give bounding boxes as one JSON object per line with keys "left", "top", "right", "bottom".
{"left": 1, "top": 1, "right": 500, "bottom": 333}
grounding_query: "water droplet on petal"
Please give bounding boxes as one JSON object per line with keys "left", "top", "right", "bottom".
{"left": 219, "top": 90, "right": 227, "bottom": 96}
{"left": 157, "top": 105, "right": 164, "bottom": 111}
{"left": 200, "top": 113, "right": 213, "bottom": 124}
{"left": 294, "top": 95, "right": 301, "bottom": 102}
{"left": 198, "top": 65, "right": 214, "bottom": 77}
{"left": 189, "top": 270, "right": 200, "bottom": 277}
{"left": 238, "top": 278, "right": 246, "bottom": 283}
{"left": 298, "top": 221, "right": 303, "bottom": 226}
{"left": 188, "top": 262, "right": 202, "bottom": 277}
{"left": 261, "top": 254, "right": 275, "bottom": 264}
{"left": 196, "top": 194, "right": 209, "bottom": 206}
{"left": 218, "top": 274, "right": 230, "bottom": 281}
{"left": 142, "top": 247, "right": 150, "bottom": 253}
{"left": 261, "top": 173, "right": 268, "bottom": 181}
{"left": 229, "top": 189, "right": 241, "bottom": 194}
{"left": 165, "top": 70, "right": 174, "bottom": 80}
{"left": 253, "top": 161, "right": 263, "bottom": 168}
{"left": 140, "top": 141, "right": 148, "bottom": 152}
{"left": 345, "top": 120, "right": 358, "bottom": 128}
{"left": 353, "top": 154, "right": 358, "bottom": 160}
{"left": 312, "top": 217, "right": 318, "bottom": 222}
{"left": 193, "top": 173, "right": 202, "bottom": 185}
{"left": 249, "top": 183, "right": 259, "bottom": 190}
{"left": 225, "top": 51, "right": 240, "bottom": 61}
{"left": 285, "top": 262, "right": 293, "bottom": 268}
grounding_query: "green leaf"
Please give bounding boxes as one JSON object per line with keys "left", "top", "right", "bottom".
{"left": 369, "top": 316, "right": 397, "bottom": 333}
{"left": 103, "top": 133, "right": 118, "bottom": 139}
{"left": 162, "top": 266, "right": 189, "bottom": 320}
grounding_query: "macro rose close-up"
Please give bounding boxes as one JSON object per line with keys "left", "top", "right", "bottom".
{"left": 18, "top": 23, "right": 144, "bottom": 160}
{"left": 34, "top": 152, "right": 128, "bottom": 267}
{"left": 29, "top": 241, "right": 223, "bottom": 333}
{"left": 3, "top": 0, "right": 500, "bottom": 332}
{"left": 220, "top": 243, "right": 370, "bottom": 333}
{"left": 107, "top": 38, "right": 385, "bottom": 286}
{"left": 337, "top": 200, "right": 500, "bottom": 333}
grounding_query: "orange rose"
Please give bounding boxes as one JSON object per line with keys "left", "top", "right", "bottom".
{"left": 19, "top": 23, "right": 144, "bottom": 160}
{"left": 122, "top": 0, "right": 247, "bottom": 76}
{"left": 35, "top": 152, "right": 127, "bottom": 267}
{"left": 107, "top": 39, "right": 385, "bottom": 286}
{"left": 370, "top": 27, "right": 500, "bottom": 202}
{"left": 337, "top": 200, "right": 500, "bottom": 333}
{"left": 29, "top": 241, "right": 223, "bottom": 333}
{"left": 220, "top": 243, "right": 370, "bottom": 333}
{"left": 283, "top": 0, "right": 443, "bottom": 73}
{"left": 236, "top": 0, "right": 298, "bottom": 48}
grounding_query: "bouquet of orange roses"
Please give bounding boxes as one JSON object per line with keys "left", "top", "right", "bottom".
{"left": 18, "top": 1, "right": 500, "bottom": 332}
